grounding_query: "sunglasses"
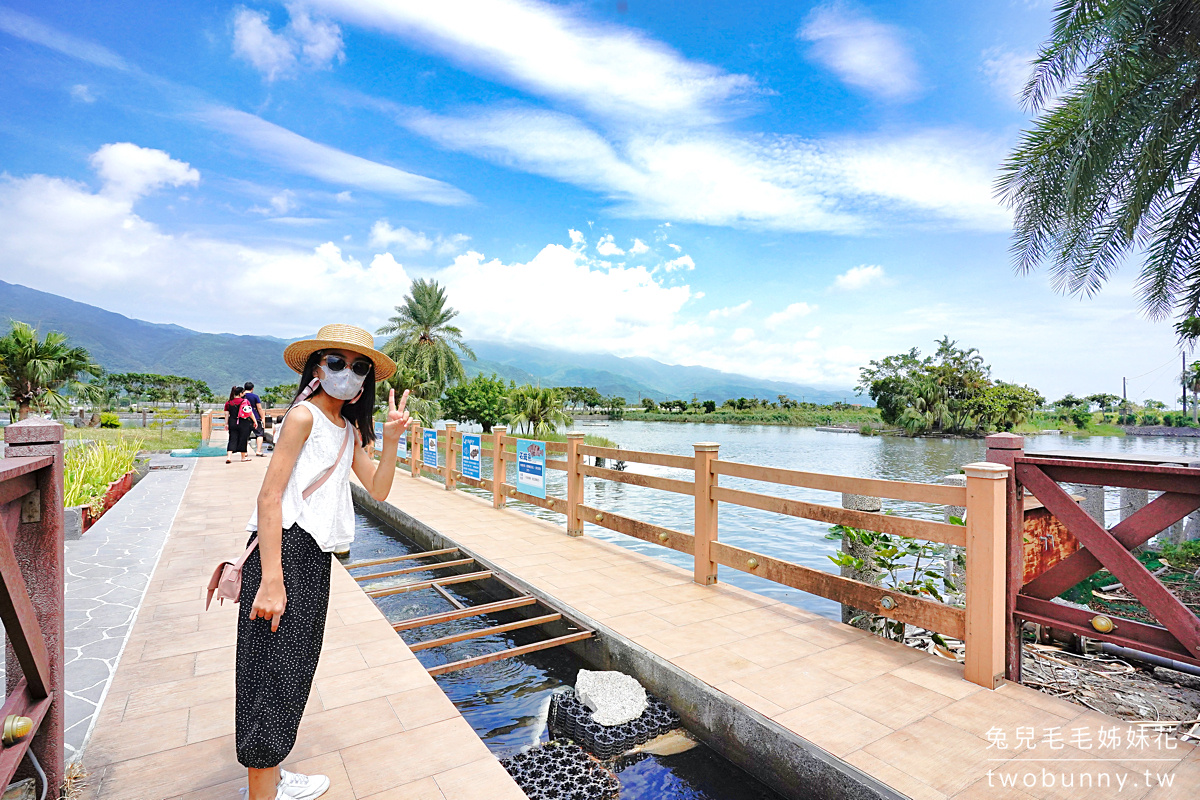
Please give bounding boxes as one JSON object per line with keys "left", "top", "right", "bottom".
{"left": 321, "top": 353, "right": 373, "bottom": 377}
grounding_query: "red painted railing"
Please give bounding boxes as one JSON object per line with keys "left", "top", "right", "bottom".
{"left": 0, "top": 421, "right": 65, "bottom": 794}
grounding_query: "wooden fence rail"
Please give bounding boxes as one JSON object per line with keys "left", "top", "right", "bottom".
{"left": 381, "top": 424, "right": 1010, "bottom": 689}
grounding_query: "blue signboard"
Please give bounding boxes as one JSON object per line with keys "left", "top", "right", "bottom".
{"left": 373, "top": 421, "right": 407, "bottom": 458}
{"left": 422, "top": 428, "right": 439, "bottom": 469}
{"left": 516, "top": 439, "right": 546, "bottom": 499}
{"left": 461, "top": 433, "right": 482, "bottom": 480}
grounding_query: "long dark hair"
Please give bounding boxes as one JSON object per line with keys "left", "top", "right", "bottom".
{"left": 228, "top": 385, "right": 244, "bottom": 401}
{"left": 289, "top": 350, "right": 376, "bottom": 447}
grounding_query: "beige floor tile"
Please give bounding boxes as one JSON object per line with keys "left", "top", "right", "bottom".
{"left": 671, "top": 647, "right": 764, "bottom": 687}
{"left": 315, "top": 644, "right": 370, "bottom": 679}
{"left": 843, "top": 749, "right": 947, "bottom": 800}
{"left": 124, "top": 671, "right": 236, "bottom": 720}
{"left": 434, "top": 757, "right": 525, "bottom": 800}
{"left": 341, "top": 718, "right": 490, "bottom": 797}
{"left": 187, "top": 696, "right": 235, "bottom": 744}
{"left": 783, "top": 619, "right": 873, "bottom": 649}
{"left": 194, "top": 644, "right": 237, "bottom": 676}
{"left": 863, "top": 716, "right": 1004, "bottom": 797}
{"left": 85, "top": 735, "right": 245, "bottom": 800}
{"left": 933, "top": 684, "right": 1078, "bottom": 742}
{"left": 605, "top": 610, "right": 676, "bottom": 638}
{"left": 635, "top": 619, "right": 745, "bottom": 658}
{"left": 86, "top": 706, "right": 190, "bottom": 763}
{"left": 714, "top": 680, "right": 785, "bottom": 718}
{"left": 388, "top": 685, "right": 461, "bottom": 731}
{"left": 107, "top": 653, "right": 197, "bottom": 693}
{"left": 711, "top": 606, "right": 813, "bottom": 637}
{"left": 360, "top": 777, "right": 446, "bottom": 800}
{"left": 289, "top": 697, "right": 406, "bottom": 762}
{"left": 890, "top": 657, "right": 982, "bottom": 700}
{"left": 286, "top": 751, "right": 356, "bottom": 800}
{"left": 731, "top": 629, "right": 824, "bottom": 668}
{"left": 774, "top": 697, "right": 892, "bottom": 757}
{"left": 731, "top": 659, "right": 853, "bottom": 711}
{"left": 831, "top": 673, "right": 955, "bottom": 729}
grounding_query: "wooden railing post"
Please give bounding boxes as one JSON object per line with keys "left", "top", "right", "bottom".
{"left": 409, "top": 420, "right": 421, "bottom": 479}
{"left": 492, "top": 426, "right": 507, "bottom": 508}
{"left": 566, "top": 432, "right": 585, "bottom": 536}
{"left": 443, "top": 423, "right": 457, "bottom": 491}
{"left": 200, "top": 410, "right": 212, "bottom": 443}
{"left": 985, "top": 432, "right": 1025, "bottom": 682}
{"left": 963, "top": 460, "right": 1010, "bottom": 689}
{"left": 693, "top": 442, "right": 719, "bottom": 586}
{"left": 3, "top": 419, "right": 65, "bottom": 791}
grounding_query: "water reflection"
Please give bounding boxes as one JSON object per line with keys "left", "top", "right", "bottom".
{"left": 460, "top": 423, "right": 1200, "bottom": 619}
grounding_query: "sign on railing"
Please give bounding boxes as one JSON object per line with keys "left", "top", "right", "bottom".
{"left": 515, "top": 439, "right": 546, "bottom": 499}
{"left": 422, "top": 429, "right": 439, "bottom": 469}
{"left": 461, "top": 434, "right": 481, "bottom": 481}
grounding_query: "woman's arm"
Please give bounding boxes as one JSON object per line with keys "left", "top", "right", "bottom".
{"left": 251, "top": 404, "right": 313, "bottom": 631}
{"left": 352, "top": 389, "right": 410, "bottom": 501}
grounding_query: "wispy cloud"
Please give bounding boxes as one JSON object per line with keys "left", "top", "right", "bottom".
{"left": 981, "top": 47, "right": 1033, "bottom": 105}
{"left": 305, "top": 0, "right": 757, "bottom": 123}
{"left": 89, "top": 143, "right": 199, "bottom": 200}
{"left": 0, "top": 6, "right": 130, "bottom": 71}
{"left": 369, "top": 220, "right": 469, "bottom": 255}
{"left": 798, "top": 3, "right": 919, "bottom": 101}
{"left": 200, "top": 107, "right": 471, "bottom": 205}
{"left": 765, "top": 302, "right": 816, "bottom": 330}
{"left": 708, "top": 301, "right": 752, "bottom": 320}
{"left": 596, "top": 234, "right": 624, "bottom": 257}
{"left": 232, "top": 5, "right": 344, "bottom": 82}
{"left": 70, "top": 84, "right": 95, "bottom": 103}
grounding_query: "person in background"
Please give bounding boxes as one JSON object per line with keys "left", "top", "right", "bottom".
{"left": 225, "top": 386, "right": 254, "bottom": 464}
{"left": 244, "top": 381, "right": 267, "bottom": 457}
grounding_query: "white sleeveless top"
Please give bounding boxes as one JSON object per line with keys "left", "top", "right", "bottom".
{"left": 246, "top": 400, "right": 356, "bottom": 552}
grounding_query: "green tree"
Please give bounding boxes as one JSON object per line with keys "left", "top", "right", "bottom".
{"left": 1184, "top": 362, "right": 1200, "bottom": 425}
{"left": 604, "top": 396, "right": 626, "bottom": 419}
{"left": 641, "top": 397, "right": 659, "bottom": 412}
{"left": 377, "top": 279, "right": 476, "bottom": 394}
{"left": 1086, "top": 393, "right": 1121, "bottom": 412}
{"left": 997, "top": 0, "right": 1200, "bottom": 321}
{"left": 442, "top": 374, "right": 511, "bottom": 432}
{"left": 857, "top": 348, "right": 929, "bottom": 425}
{"left": 507, "top": 385, "right": 571, "bottom": 436}
{"left": 0, "top": 322, "right": 103, "bottom": 419}
{"left": 965, "top": 384, "right": 1044, "bottom": 431}
{"left": 377, "top": 367, "right": 441, "bottom": 427}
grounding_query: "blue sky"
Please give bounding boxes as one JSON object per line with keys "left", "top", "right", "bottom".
{"left": 0, "top": 1, "right": 1184, "bottom": 402}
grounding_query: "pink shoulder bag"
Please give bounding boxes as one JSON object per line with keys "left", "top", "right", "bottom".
{"left": 206, "top": 421, "right": 353, "bottom": 609}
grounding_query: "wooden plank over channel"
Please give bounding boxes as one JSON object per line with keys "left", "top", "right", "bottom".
{"left": 426, "top": 630, "right": 593, "bottom": 676}
{"left": 578, "top": 463, "right": 694, "bottom": 495}
{"left": 711, "top": 541, "right": 966, "bottom": 640}
{"left": 409, "top": 613, "right": 562, "bottom": 652}
{"left": 713, "top": 460, "right": 967, "bottom": 506}
{"left": 578, "top": 445, "right": 694, "bottom": 471}
{"left": 712, "top": 486, "right": 966, "bottom": 546}
{"left": 392, "top": 596, "right": 538, "bottom": 631}
{"left": 344, "top": 547, "right": 459, "bottom": 570}
{"left": 577, "top": 504, "right": 695, "bottom": 554}
{"left": 352, "top": 557, "right": 475, "bottom": 582}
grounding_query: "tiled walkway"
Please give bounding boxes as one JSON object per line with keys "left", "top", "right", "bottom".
{"left": 81, "top": 457, "right": 526, "bottom": 800}
{"left": 377, "top": 472, "right": 1200, "bottom": 800}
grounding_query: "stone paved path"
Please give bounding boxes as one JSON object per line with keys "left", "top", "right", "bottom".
{"left": 62, "top": 455, "right": 196, "bottom": 759}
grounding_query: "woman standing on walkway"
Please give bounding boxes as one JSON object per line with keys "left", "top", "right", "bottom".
{"left": 238, "top": 324, "right": 408, "bottom": 800}
{"left": 226, "top": 386, "right": 255, "bottom": 464}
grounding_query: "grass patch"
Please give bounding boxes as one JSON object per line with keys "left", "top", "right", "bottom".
{"left": 66, "top": 426, "right": 203, "bottom": 451}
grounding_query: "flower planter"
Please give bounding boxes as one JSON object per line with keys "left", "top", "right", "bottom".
{"left": 81, "top": 469, "right": 135, "bottom": 532}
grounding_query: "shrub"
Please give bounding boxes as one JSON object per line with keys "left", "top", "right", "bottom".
{"left": 1140, "top": 411, "right": 1162, "bottom": 426}
{"left": 859, "top": 424, "right": 875, "bottom": 436}
{"left": 702, "top": 400, "right": 716, "bottom": 413}
{"left": 100, "top": 412, "right": 120, "bottom": 428}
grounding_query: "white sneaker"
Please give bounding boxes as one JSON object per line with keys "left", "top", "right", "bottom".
{"left": 276, "top": 770, "right": 330, "bottom": 800}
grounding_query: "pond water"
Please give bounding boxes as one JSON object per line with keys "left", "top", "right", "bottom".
{"left": 349, "top": 511, "right": 788, "bottom": 800}
{"left": 463, "top": 423, "right": 1200, "bottom": 619}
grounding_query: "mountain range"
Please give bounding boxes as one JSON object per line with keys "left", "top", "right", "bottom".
{"left": 0, "top": 280, "right": 855, "bottom": 404}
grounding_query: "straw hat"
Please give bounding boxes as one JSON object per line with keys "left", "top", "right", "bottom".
{"left": 282, "top": 323, "right": 397, "bottom": 381}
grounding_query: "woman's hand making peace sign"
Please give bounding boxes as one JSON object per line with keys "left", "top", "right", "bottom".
{"left": 381, "top": 388, "right": 411, "bottom": 439}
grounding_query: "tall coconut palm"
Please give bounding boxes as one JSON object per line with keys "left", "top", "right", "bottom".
{"left": 998, "top": 1, "right": 1200, "bottom": 320}
{"left": 376, "top": 279, "right": 475, "bottom": 395}
{"left": 0, "top": 322, "right": 103, "bottom": 419}
{"left": 377, "top": 366, "right": 441, "bottom": 427}
{"left": 507, "top": 385, "right": 572, "bottom": 436}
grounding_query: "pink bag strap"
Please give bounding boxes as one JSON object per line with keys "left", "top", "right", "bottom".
{"left": 302, "top": 422, "right": 353, "bottom": 500}
{"left": 235, "top": 536, "right": 259, "bottom": 566}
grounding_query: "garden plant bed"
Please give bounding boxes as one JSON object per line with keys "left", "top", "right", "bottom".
{"left": 81, "top": 469, "right": 135, "bottom": 531}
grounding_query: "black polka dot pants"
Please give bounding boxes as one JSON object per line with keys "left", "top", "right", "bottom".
{"left": 235, "top": 524, "right": 331, "bottom": 769}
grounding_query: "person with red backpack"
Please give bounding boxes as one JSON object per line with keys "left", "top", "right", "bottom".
{"left": 225, "top": 385, "right": 256, "bottom": 463}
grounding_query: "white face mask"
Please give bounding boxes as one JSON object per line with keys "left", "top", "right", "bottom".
{"left": 317, "top": 363, "right": 367, "bottom": 400}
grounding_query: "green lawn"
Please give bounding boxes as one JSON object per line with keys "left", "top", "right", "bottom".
{"left": 65, "top": 426, "right": 203, "bottom": 452}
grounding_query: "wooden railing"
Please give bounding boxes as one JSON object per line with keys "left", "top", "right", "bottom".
{"left": 394, "top": 423, "right": 1010, "bottom": 689}
{"left": 0, "top": 420, "right": 66, "bottom": 793}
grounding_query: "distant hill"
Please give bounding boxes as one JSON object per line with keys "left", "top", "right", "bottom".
{"left": 0, "top": 281, "right": 857, "bottom": 404}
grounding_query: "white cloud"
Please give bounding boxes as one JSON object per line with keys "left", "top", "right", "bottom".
{"left": 799, "top": 4, "right": 919, "bottom": 101}
{"left": 201, "top": 107, "right": 471, "bottom": 205}
{"left": 368, "top": 221, "right": 471, "bottom": 256}
{"left": 335, "top": 191, "right": 353, "bottom": 203}
{"left": 668, "top": 243, "right": 682, "bottom": 252}
{"left": 732, "top": 327, "right": 755, "bottom": 343}
{"left": 70, "top": 84, "right": 95, "bottom": 103}
{"left": 568, "top": 229, "right": 585, "bottom": 247}
{"left": 708, "top": 301, "right": 751, "bottom": 320}
{"left": 981, "top": 47, "right": 1033, "bottom": 104}
{"left": 232, "top": 5, "right": 344, "bottom": 82}
{"left": 0, "top": 7, "right": 130, "bottom": 71}
{"left": 596, "top": 234, "right": 624, "bottom": 256}
{"left": 805, "top": 326, "right": 823, "bottom": 339}
{"left": 663, "top": 254, "right": 695, "bottom": 272}
{"left": 832, "top": 264, "right": 887, "bottom": 291}
{"left": 629, "top": 238, "right": 649, "bottom": 255}
{"left": 306, "top": 0, "right": 755, "bottom": 123}
{"left": 765, "top": 302, "right": 816, "bottom": 330}
{"left": 88, "top": 143, "right": 199, "bottom": 201}
{"left": 0, "top": 173, "right": 413, "bottom": 334}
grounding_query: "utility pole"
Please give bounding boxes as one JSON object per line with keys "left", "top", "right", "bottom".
{"left": 1184, "top": 352, "right": 1190, "bottom": 415}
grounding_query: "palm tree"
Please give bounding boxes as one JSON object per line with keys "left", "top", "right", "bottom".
{"left": 0, "top": 322, "right": 103, "bottom": 419}
{"left": 376, "top": 279, "right": 476, "bottom": 395}
{"left": 1184, "top": 362, "right": 1200, "bottom": 425}
{"left": 377, "top": 366, "right": 442, "bottom": 427}
{"left": 997, "top": 1, "right": 1200, "bottom": 320}
{"left": 507, "top": 385, "right": 572, "bottom": 436}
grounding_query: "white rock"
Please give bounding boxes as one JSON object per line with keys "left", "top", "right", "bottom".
{"left": 575, "top": 669, "right": 648, "bottom": 727}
